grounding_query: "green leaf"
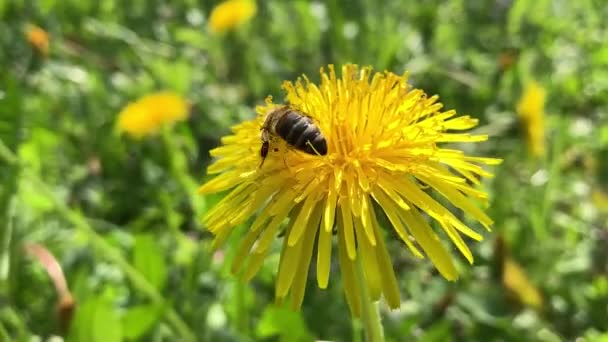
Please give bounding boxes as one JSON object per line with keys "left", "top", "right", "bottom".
{"left": 174, "top": 28, "right": 210, "bottom": 50}
{"left": 0, "top": 196, "right": 15, "bottom": 283}
{"left": 69, "top": 297, "right": 123, "bottom": 342}
{"left": 133, "top": 234, "right": 167, "bottom": 290}
{"left": 147, "top": 59, "right": 193, "bottom": 94}
{"left": 256, "top": 306, "right": 312, "bottom": 342}
{"left": 419, "top": 321, "right": 452, "bottom": 342}
{"left": 122, "top": 304, "right": 163, "bottom": 341}
{"left": 39, "top": 0, "right": 57, "bottom": 14}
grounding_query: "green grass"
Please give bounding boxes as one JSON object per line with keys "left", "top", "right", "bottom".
{"left": 2, "top": 0, "right": 608, "bottom": 341}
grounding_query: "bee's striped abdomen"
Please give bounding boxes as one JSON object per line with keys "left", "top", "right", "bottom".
{"left": 275, "top": 109, "right": 327, "bottom": 156}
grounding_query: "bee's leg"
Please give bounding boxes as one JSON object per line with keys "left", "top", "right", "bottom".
{"left": 281, "top": 149, "right": 296, "bottom": 175}
{"left": 259, "top": 142, "right": 269, "bottom": 168}
{"left": 259, "top": 130, "right": 270, "bottom": 168}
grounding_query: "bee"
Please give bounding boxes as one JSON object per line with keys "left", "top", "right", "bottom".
{"left": 260, "top": 106, "right": 327, "bottom": 167}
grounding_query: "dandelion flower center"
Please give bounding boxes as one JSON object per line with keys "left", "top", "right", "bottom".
{"left": 199, "top": 64, "right": 501, "bottom": 314}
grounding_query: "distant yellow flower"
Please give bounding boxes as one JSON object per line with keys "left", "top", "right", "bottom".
{"left": 517, "top": 81, "right": 546, "bottom": 157}
{"left": 116, "top": 92, "right": 189, "bottom": 138}
{"left": 592, "top": 189, "right": 608, "bottom": 213}
{"left": 503, "top": 257, "right": 543, "bottom": 311}
{"left": 25, "top": 25, "right": 49, "bottom": 55}
{"left": 208, "top": 0, "right": 257, "bottom": 34}
{"left": 199, "top": 64, "right": 501, "bottom": 315}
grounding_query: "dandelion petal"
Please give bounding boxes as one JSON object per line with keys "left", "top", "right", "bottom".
{"left": 400, "top": 208, "right": 458, "bottom": 280}
{"left": 317, "top": 226, "right": 333, "bottom": 289}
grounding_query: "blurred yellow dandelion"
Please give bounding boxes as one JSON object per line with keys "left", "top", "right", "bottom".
{"left": 199, "top": 64, "right": 501, "bottom": 314}
{"left": 517, "top": 80, "right": 546, "bottom": 157}
{"left": 592, "top": 189, "right": 608, "bottom": 213}
{"left": 116, "top": 92, "right": 189, "bottom": 139}
{"left": 502, "top": 256, "right": 543, "bottom": 311}
{"left": 25, "top": 25, "right": 49, "bottom": 55}
{"left": 208, "top": 0, "right": 257, "bottom": 34}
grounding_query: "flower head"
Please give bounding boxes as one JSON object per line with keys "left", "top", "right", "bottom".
{"left": 25, "top": 24, "right": 49, "bottom": 55}
{"left": 208, "top": 0, "right": 257, "bottom": 34}
{"left": 517, "top": 80, "right": 546, "bottom": 157}
{"left": 199, "top": 64, "right": 501, "bottom": 314}
{"left": 116, "top": 91, "right": 189, "bottom": 139}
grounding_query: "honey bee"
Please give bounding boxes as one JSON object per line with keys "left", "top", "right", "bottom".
{"left": 260, "top": 105, "right": 327, "bottom": 167}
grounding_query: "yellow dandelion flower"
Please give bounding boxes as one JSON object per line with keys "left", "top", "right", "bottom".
{"left": 517, "top": 80, "right": 546, "bottom": 157}
{"left": 208, "top": 0, "right": 257, "bottom": 34}
{"left": 25, "top": 25, "right": 49, "bottom": 55}
{"left": 116, "top": 92, "right": 189, "bottom": 139}
{"left": 198, "top": 64, "right": 501, "bottom": 315}
{"left": 502, "top": 256, "right": 543, "bottom": 311}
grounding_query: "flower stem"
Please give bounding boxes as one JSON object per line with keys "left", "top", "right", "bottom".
{"left": 235, "top": 279, "right": 249, "bottom": 334}
{"left": 354, "top": 256, "right": 385, "bottom": 342}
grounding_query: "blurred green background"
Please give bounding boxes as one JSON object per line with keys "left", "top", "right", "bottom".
{"left": 1, "top": 0, "right": 608, "bottom": 341}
